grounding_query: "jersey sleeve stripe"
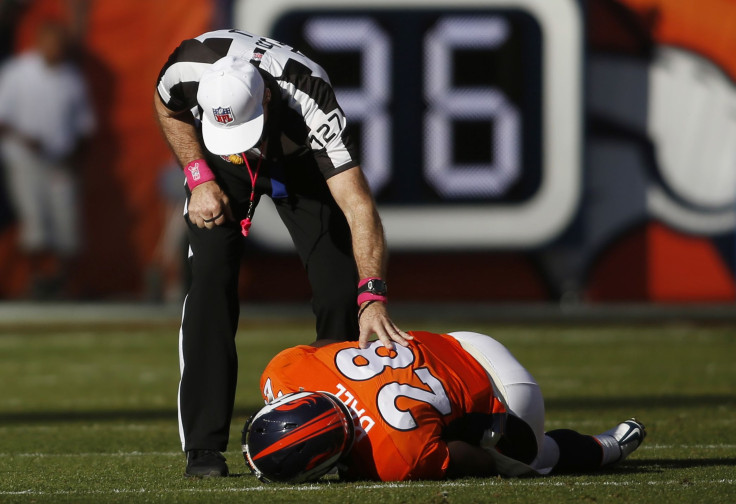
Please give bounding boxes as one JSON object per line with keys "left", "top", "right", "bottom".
{"left": 157, "top": 61, "right": 212, "bottom": 110}
{"left": 155, "top": 38, "right": 224, "bottom": 111}
{"left": 285, "top": 86, "right": 354, "bottom": 168}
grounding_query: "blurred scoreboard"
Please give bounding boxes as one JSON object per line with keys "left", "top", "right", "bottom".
{"left": 235, "top": 0, "right": 583, "bottom": 250}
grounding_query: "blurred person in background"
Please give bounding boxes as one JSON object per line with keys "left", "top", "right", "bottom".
{"left": 0, "top": 18, "right": 96, "bottom": 299}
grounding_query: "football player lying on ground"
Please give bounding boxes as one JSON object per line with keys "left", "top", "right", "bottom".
{"left": 241, "top": 330, "right": 646, "bottom": 482}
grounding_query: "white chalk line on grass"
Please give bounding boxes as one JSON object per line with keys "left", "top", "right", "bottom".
{"left": 1, "top": 478, "right": 735, "bottom": 497}
{"left": 3, "top": 444, "right": 735, "bottom": 458}
{"left": 5, "top": 451, "right": 182, "bottom": 458}
{"left": 642, "top": 444, "right": 736, "bottom": 450}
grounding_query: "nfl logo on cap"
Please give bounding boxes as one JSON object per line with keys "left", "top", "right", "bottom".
{"left": 213, "top": 106, "right": 235, "bottom": 125}
{"left": 198, "top": 55, "right": 266, "bottom": 155}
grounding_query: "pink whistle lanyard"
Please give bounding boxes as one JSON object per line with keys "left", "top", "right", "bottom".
{"left": 240, "top": 152, "right": 263, "bottom": 237}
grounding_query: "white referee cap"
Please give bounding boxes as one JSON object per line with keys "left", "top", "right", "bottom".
{"left": 198, "top": 56, "right": 265, "bottom": 155}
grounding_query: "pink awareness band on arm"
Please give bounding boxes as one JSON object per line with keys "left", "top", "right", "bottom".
{"left": 357, "top": 277, "right": 387, "bottom": 306}
{"left": 357, "top": 292, "right": 388, "bottom": 306}
{"left": 184, "top": 159, "right": 216, "bottom": 191}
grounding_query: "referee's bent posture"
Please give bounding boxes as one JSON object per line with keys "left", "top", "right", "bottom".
{"left": 154, "top": 29, "right": 410, "bottom": 477}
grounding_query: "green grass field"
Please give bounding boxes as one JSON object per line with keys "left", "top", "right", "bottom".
{"left": 1, "top": 314, "right": 735, "bottom": 503}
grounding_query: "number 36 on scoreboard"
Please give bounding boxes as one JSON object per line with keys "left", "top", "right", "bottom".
{"left": 235, "top": 0, "right": 583, "bottom": 250}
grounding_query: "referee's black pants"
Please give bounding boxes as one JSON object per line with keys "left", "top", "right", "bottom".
{"left": 178, "top": 182, "right": 359, "bottom": 452}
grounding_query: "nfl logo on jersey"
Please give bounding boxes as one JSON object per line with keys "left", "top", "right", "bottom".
{"left": 213, "top": 106, "right": 235, "bottom": 125}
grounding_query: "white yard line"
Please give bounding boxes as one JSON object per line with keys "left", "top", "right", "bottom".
{"left": 641, "top": 444, "right": 736, "bottom": 450}
{"left": 1, "top": 479, "right": 735, "bottom": 496}
{"left": 3, "top": 444, "right": 734, "bottom": 458}
{"left": 1, "top": 444, "right": 734, "bottom": 497}
{"left": 5, "top": 451, "right": 182, "bottom": 457}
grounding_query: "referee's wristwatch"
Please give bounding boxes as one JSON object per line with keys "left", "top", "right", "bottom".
{"left": 358, "top": 278, "right": 387, "bottom": 297}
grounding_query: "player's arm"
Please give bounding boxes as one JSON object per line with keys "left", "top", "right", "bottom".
{"left": 153, "top": 91, "right": 231, "bottom": 228}
{"left": 446, "top": 440, "right": 498, "bottom": 478}
{"left": 326, "top": 167, "right": 411, "bottom": 349}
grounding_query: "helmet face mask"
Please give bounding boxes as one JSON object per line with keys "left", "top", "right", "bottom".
{"left": 242, "top": 391, "right": 355, "bottom": 483}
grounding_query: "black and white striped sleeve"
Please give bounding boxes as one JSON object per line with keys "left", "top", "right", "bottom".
{"left": 278, "top": 59, "right": 359, "bottom": 177}
{"left": 155, "top": 39, "right": 221, "bottom": 113}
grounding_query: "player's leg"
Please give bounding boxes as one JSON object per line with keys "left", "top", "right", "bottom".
{"left": 179, "top": 214, "right": 244, "bottom": 466}
{"left": 447, "top": 331, "right": 551, "bottom": 475}
{"left": 274, "top": 192, "right": 359, "bottom": 340}
{"left": 546, "top": 418, "right": 647, "bottom": 473}
{"left": 447, "top": 332, "right": 646, "bottom": 475}
{"left": 448, "top": 332, "right": 546, "bottom": 448}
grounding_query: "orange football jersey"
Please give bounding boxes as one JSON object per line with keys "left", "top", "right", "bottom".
{"left": 260, "top": 331, "right": 505, "bottom": 481}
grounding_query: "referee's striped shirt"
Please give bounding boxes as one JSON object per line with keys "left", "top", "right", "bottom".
{"left": 156, "top": 29, "right": 359, "bottom": 179}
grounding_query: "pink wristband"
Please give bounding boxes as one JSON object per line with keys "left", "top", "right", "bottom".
{"left": 357, "top": 292, "right": 387, "bottom": 306}
{"left": 184, "top": 159, "right": 216, "bottom": 190}
{"left": 357, "top": 277, "right": 387, "bottom": 306}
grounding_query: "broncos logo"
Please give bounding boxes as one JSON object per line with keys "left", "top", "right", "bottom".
{"left": 243, "top": 391, "right": 355, "bottom": 483}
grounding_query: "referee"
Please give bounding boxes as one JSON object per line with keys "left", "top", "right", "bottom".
{"left": 154, "top": 29, "right": 410, "bottom": 477}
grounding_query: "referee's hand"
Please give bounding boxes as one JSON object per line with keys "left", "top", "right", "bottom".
{"left": 188, "top": 181, "right": 232, "bottom": 229}
{"left": 358, "top": 302, "right": 412, "bottom": 349}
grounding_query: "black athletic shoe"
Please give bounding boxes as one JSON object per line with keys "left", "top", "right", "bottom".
{"left": 185, "top": 450, "right": 229, "bottom": 477}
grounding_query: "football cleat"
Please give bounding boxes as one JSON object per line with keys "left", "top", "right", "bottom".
{"left": 599, "top": 418, "right": 647, "bottom": 463}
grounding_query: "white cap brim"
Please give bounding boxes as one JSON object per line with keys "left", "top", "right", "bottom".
{"left": 201, "top": 106, "right": 264, "bottom": 156}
